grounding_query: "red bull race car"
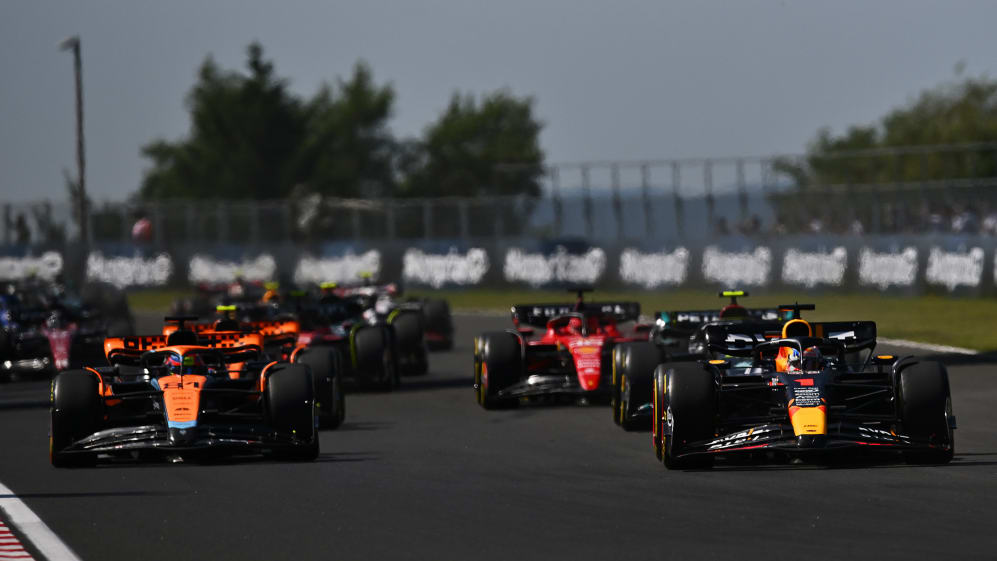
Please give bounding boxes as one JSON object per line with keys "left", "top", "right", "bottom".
{"left": 612, "top": 291, "right": 790, "bottom": 430}
{"left": 473, "top": 289, "right": 651, "bottom": 408}
{"left": 650, "top": 308, "right": 956, "bottom": 469}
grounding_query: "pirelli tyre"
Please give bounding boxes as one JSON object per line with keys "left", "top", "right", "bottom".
{"left": 50, "top": 370, "right": 101, "bottom": 467}
{"left": 295, "top": 347, "right": 346, "bottom": 430}
{"left": 616, "top": 342, "right": 660, "bottom": 431}
{"left": 354, "top": 326, "right": 398, "bottom": 391}
{"left": 423, "top": 299, "right": 454, "bottom": 351}
{"left": 266, "top": 364, "right": 319, "bottom": 461}
{"left": 660, "top": 363, "right": 715, "bottom": 470}
{"left": 474, "top": 331, "right": 522, "bottom": 409}
{"left": 898, "top": 361, "right": 954, "bottom": 464}
{"left": 390, "top": 311, "right": 429, "bottom": 376}
{"left": 611, "top": 346, "right": 626, "bottom": 425}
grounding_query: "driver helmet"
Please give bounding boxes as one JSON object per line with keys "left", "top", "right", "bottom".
{"left": 785, "top": 347, "right": 802, "bottom": 372}
{"left": 802, "top": 346, "right": 822, "bottom": 371}
{"left": 165, "top": 353, "right": 206, "bottom": 376}
{"left": 567, "top": 317, "right": 585, "bottom": 335}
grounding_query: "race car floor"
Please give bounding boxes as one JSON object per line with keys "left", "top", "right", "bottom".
{"left": 0, "top": 313, "right": 995, "bottom": 560}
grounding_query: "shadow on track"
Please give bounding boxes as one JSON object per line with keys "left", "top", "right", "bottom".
{"left": 396, "top": 377, "right": 472, "bottom": 393}
{"left": 0, "top": 400, "right": 48, "bottom": 410}
{"left": 336, "top": 421, "right": 394, "bottom": 432}
{"left": 0, "top": 490, "right": 183, "bottom": 499}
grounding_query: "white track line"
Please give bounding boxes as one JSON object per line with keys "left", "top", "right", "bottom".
{"left": 877, "top": 337, "right": 979, "bottom": 356}
{"left": 0, "top": 481, "right": 81, "bottom": 561}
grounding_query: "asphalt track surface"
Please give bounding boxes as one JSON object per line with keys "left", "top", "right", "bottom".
{"left": 1, "top": 313, "right": 996, "bottom": 560}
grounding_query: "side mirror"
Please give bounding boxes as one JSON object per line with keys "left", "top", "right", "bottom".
{"left": 517, "top": 327, "right": 535, "bottom": 336}
{"left": 633, "top": 323, "right": 652, "bottom": 333}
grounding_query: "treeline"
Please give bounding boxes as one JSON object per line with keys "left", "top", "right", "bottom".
{"left": 777, "top": 73, "right": 997, "bottom": 187}
{"left": 138, "top": 43, "right": 544, "bottom": 201}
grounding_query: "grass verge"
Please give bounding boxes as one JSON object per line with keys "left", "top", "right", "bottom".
{"left": 126, "top": 288, "right": 996, "bottom": 351}
{"left": 408, "top": 289, "right": 996, "bottom": 352}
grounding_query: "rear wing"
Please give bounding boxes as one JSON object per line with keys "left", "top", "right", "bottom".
{"left": 510, "top": 302, "right": 641, "bottom": 328}
{"left": 104, "top": 333, "right": 264, "bottom": 365}
{"left": 163, "top": 320, "right": 299, "bottom": 338}
{"left": 655, "top": 308, "right": 788, "bottom": 330}
{"left": 703, "top": 321, "right": 877, "bottom": 357}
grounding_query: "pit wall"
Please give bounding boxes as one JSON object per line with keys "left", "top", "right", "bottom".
{"left": 1, "top": 235, "right": 992, "bottom": 294}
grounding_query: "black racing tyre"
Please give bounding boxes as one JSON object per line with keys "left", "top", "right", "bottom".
{"left": 295, "top": 347, "right": 344, "bottom": 430}
{"left": 266, "top": 364, "right": 319, "bottom": 461}
{"left": 611, "top": 346, "right": 626, "bottom": 425}
{"left": 404, "top": 345, "right": 430, "bottom": 377}
{"left": 662, "top": 363, "right": 715, "bottom": 470}
{"left": 898, "top": 361, "right": 954, "bottom": 464}
{"left": 617, "top": 342, "right": 661, "bottom": 431}
{"left": 424, "top": 299, "right": 453, "bottom": 351}
{"left": 474, "top": 331, "right": 522, "bottom": 409}
{"left": 51, "top": 370, "right": 100, "bottom": 467}
{"left": 0, "top": 329, "right": 11, "bottom": 362}
{"left": 652, "top": 366, "right": 667, "bottom": 461}
{"left": 354, "top": 326, "right": 397, "bottom": 392}
{"left": 390, "top": 311, "right": 424, "bottom": 354}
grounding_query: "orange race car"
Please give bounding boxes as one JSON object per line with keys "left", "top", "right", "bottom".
{"left": 49, "top": 318, "right": 319, "bottom": 467}
{"left": 161, "top": 310, "right": 345, "bottom": 429}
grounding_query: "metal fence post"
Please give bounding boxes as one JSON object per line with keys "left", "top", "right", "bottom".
{"left": 582, "top": 165, "right": 593, "bottom": 239}
{"left": 351, "top": 205, "right": 361, "bottom": 240}
{"left": 611, "top": 163, "right": 623, "bottom": 240}
{"left": 641, "top": 164, "right": 653, "bottom": 238}
{"left": 250, "top": 202, "right": 261, "bottom": 245}
{"left": 672, "top": 161, "right": 683, "bottom": 240}
{"left": 551, "top": 167, "right": 562, "bottom": 238}
{"left": 422, "top": 200, "right": 431, "bottom": 240}
{"left": 704, "top": 159, "right": 715, "bottom": 233}
{"left": 458, "top": 200, "right": 469, "bottom": 241}
{"left": 385, "top": 201, "right": 396, "bottom": 240}
{"left": 217, "top": 202, "right": 227, "bottom": 244}
{"left": 737, "top": 158, "right": 748, "bottom": 222}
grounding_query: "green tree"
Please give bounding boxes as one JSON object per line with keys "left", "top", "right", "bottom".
{"left": 294, "top": 63, "right": 397, "bottom": 199}
{"left": 140, "top": 43, "right": 305, "bottom": 200}
{"left": 776, "top": 75, "right": 997, "bottom": 187}
{"left": 400, "top": 91, "right": 544, "bottom": 198}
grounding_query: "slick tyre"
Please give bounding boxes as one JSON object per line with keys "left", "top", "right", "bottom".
{"left": 661, "top": 363, "right": 715, "bottom": 470}
{"left": 50, "top": 370, "right": 100, "bottom": 468}
{"left": 898, "top": 361, "right": 954, "bottom": 464}
{"left": 617, "top": 342, "right": 660, "bottom": 431}
{"left": 474, "top": 332, "right": 521, "bottom": 410}
{"left": 390, "top": 311, "right": 424, "bottom": 354}
{"left": 355, "top": 327, "right": 397, "bottom": 392}
{"left": 266, "top": 364, "right": 319, "bottom": 461}
{"left": 295, "top": 348, "right": 345, "bottom": 430}
{"left": 611, "top": 346, "right": 626, "bottom": 425}
{"left": 423, "top": 299, "right": 454, "bottom": 351}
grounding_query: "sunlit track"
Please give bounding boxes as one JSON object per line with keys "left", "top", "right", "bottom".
{"left": 0, "top": 313, "right": 994, "bottom": 560}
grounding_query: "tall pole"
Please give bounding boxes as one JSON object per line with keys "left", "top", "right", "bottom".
{"left": 59, "top": 36, "right": 87, "bottom": 246}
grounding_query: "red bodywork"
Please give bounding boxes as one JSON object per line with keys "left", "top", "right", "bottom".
{"left": 522, "top": 314, "right": 647, "bottom": 393}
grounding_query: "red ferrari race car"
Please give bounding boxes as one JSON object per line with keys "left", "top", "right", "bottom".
{"left": 473, "top": 289, "right": 651, "bottom": 408}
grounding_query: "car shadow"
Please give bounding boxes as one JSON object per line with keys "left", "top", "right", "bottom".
{"left": 335, "top": 421, "right": 394, "bottom": 432}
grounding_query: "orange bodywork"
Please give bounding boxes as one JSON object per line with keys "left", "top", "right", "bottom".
{"left": 157, "top": 374, "right": 207, "bottom": 426}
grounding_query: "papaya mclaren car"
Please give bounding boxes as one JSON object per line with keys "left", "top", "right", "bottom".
{"left": 49, "top": 318, "right": 319, "bottom": 467}
{"left": 650, "top": 312, "right": 956, "bottom": 469}
{"left": 612, "top": 291, "right": 790, "bottom": 430}
{"left": 473, "top": 289, "right": 651, "bottom": 409}
{"left": 162, "top": 311, "right": 345, "bottom": 429}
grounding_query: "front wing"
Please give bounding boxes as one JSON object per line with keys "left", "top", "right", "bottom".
{"left": 675, "top": 422, "right": 951, "bottom": 458}
{"left": 58, "top": 423, "right": 310, "bottom": 457}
